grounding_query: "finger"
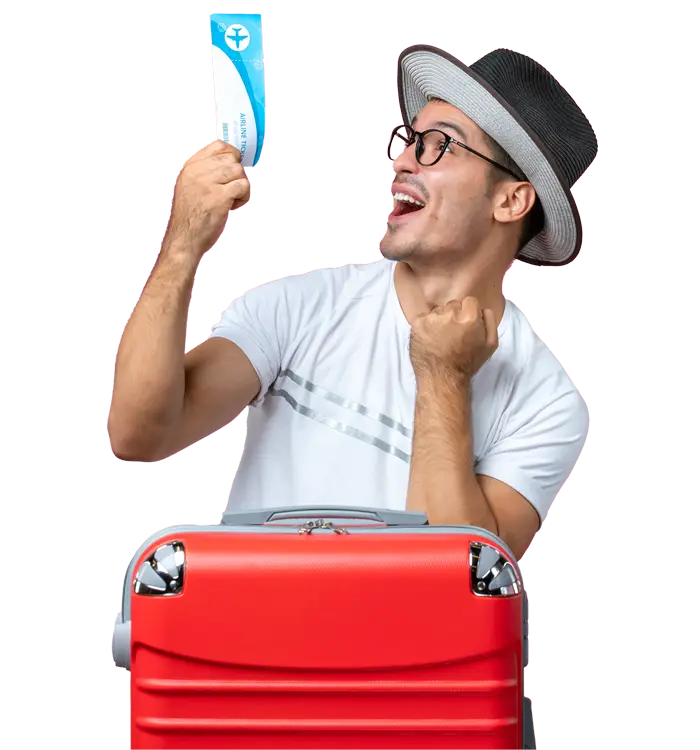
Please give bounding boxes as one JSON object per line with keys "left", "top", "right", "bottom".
{"left": 211, "top": 161, "right": 247, "bottom": 185}
{"left": 203, "top": 140, "right": 234, "bottom": 156}
{"left": 191, "top": 138, "right": 241, "bottom": 161}
{"left": 460, "top": 296, "right": 480, "bottom": 313}
{"left": 412, "top": 311, "right": 430, "bottom": 325}
{"left": 410, "top": 312, "right": 430, "bottom": 334}
{"left": 444, "top": 299, "right": 462, "bottom": 313}
{"left": 222, "top": 178, "right": 250, "bottom": 206}
{"left": 482, "top": 308, "right": 499, "bottom": 348}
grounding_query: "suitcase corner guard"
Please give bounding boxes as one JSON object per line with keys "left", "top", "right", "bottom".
{"left": 133, "top": 540, "right": 186, "bottom": 597}
{"left": 113, "top": 540, "right": 186, "bottom": 671}
{"left": 469, "top": 541, "right": 521, "bottom": 597}
{"left": 112, "top": 613, "right": 131, "bottom": 670}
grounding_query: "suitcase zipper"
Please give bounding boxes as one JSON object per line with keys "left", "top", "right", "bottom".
{"left": 298, "top": 519, "right": 349, "bottom": 535}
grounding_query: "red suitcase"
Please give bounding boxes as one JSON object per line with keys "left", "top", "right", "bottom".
{"left": 113, "top": 507, "right": 535, "bottom": 749}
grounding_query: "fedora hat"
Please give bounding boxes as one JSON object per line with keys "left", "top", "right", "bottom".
{"left": 397, "top": 45, "right": 598, "bottom": 265}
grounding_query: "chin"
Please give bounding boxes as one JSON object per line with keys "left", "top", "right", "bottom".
{"left": 379, "top": 243, "right": 400, "bottom": 261}
{"left": 380, "top": 225, "right": 417, "bottom": 261}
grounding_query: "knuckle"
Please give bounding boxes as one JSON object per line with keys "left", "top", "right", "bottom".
{"left": 216, "top": 139, "right": 235, "bottom": 152}
{"left": 214, "top": 156, "right": 245, "bottom": 179}
{"left": 219, "top": 142, "right": 242, "bottom": 160}
{"left": 218, "top": 165, "right": 236, "bottom": 183}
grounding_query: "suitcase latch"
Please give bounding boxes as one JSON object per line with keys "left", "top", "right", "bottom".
{"left": 298, "top": 519, "right": 350, "bottom": 535}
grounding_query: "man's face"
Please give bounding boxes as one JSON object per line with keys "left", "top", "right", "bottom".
{"left": 379, "top": 100, "right": 497, "bottom": 264}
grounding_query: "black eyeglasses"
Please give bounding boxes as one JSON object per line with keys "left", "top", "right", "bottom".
{"left": 388, "top": 125, "right": 525, "bottom": 181}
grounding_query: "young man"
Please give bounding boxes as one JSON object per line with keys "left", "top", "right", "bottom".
{"left": 108, "top": 46, "right": 597, "bottom": 560}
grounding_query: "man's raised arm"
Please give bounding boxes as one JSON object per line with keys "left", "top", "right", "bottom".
{"left": 108, "top": 140, "right": 259, "bottom": 462}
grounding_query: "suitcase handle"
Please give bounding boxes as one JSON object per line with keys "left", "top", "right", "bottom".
{"left": 220, "top": 506, "right": 429, "bottom": 527}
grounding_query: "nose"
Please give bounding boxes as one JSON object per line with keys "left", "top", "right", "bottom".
{"left": 392, "top": 138, "right": 420, "bottom": 175}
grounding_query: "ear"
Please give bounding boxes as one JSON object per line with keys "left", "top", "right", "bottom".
{"left": 492, "top": 182, "right": 537, "bottom": 227}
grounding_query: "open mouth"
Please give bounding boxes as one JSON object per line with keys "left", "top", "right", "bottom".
{"left": 390, "top": 191, "right": 426, "bottom": 220}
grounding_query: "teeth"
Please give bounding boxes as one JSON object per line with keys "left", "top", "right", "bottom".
{"left": 393, "top": 192, "right": 425, "bottom": 207}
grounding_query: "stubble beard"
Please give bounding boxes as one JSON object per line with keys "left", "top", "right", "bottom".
{"left": 379, "top": 223, "right": 423, "bottom": 262}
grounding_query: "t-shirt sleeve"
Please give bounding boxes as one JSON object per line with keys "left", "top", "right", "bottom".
{"left": 207, "top": 267, "right": 343, "bottom": 406}
{"left": 474, "top": 381, "right": 589, "bottom": 524}
{"left": 208, "top": 280, "right": 288, "bottom": 407}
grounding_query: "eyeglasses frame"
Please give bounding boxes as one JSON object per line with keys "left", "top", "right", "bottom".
{"left": 388, "top": 124, "right": 525, "bottom": 182}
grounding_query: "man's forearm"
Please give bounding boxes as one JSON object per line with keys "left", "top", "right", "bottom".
{"left": 406, "top": 372, "right": 499, "bottom": 532}
{"left": 108, "top": 239, "right": 200, "bottom": 458}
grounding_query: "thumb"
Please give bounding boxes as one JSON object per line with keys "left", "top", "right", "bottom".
{"left": 411, "top": 310, "right": 431, "bottom": 327}
{"left": 482, "top": 308, "right": 499, "bottom": 348}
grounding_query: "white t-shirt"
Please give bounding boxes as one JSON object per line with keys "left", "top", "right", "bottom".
{"left": 209, "top": 259, "right": 588, "bottom": 523}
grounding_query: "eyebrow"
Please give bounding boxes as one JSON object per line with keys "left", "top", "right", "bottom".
{"left": 410, "top": 116, "right": 470, "bottom": 143}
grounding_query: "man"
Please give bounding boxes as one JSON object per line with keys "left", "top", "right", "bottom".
{"left": 108, "top": 46, "right": 597, "bottom": 560}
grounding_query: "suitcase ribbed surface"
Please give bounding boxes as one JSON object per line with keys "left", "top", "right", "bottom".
{"left": 130, "top": 531, "right": 524, "bottom": 749}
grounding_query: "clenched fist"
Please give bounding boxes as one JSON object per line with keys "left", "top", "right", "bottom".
{"left": 163, "top": 140, "right": 251, "bottom": 258}
{"left": 409, "top": 297, "right": 499, "bottom": 380}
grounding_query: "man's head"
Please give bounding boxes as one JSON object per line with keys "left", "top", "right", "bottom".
{"left": 379, "top": 99, "right": 540, "bottom": 270}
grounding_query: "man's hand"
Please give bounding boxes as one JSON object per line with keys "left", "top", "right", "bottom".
{"left": 409, "top": 297, "right": 499, "bottom": 380}
{"left": 163, "top": 140, "right": 251, "bottom": 259}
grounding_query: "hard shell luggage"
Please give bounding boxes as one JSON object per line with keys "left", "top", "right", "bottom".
{"left": 113, "top": 507, "right": 536, "bottom": 749}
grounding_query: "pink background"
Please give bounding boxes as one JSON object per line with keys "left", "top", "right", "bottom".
{"left": 108, "top": 17, "right": 695, "bottom": 750}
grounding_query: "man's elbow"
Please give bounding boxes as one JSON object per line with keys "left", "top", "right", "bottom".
{"left": 109, "top": 437, "right": 160, "bottom": 462}
{"left": 107, "top": 414, "right": 163, "bottom": 463}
